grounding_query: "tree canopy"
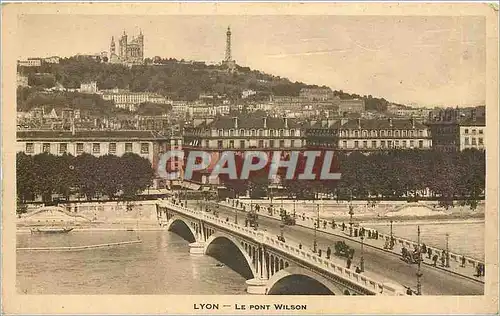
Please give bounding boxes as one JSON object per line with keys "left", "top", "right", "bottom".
{"left": 16, "top": 152, "right": 155, "bottom": 205}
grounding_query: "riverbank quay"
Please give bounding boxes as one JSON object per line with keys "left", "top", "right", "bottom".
{"left": 216, "top": 200, "right": 485, "bottom": 284}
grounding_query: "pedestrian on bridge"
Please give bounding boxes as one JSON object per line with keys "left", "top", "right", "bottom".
{"left": 299, "top": 243, "right": 302, "bottom": 249}
{"left": 346, "top": 257, "right": 352, "bottom": 269}
{"left": 461, "top": 255, "right": 466, "bottom": 267}
{"left": 326, "top": 247, "right": 332, "bottom": 259}
{"left": 323, "top": 221, "right": 327, "bottom": 229}
{"left": 427, "top": 247, "right": 432, "bottom": 259}
{"left": 475, "top": 264, "right": 481, "bottom": 277}
{"left": 432, "top": 254, "right": 438, "bottom": 266}
{"left": 318, "top": 249, "right": 322, "bottom": 257}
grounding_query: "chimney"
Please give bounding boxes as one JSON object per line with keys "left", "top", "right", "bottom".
{"left": 357, "top": 118, "right": 361, "bottom": 129}
{"left": 284, "top": 117, "right": 288, "bottom": 128}
{"left": 263, "top": 117, "right": 267, "bottom": 128}
{"left": 411, "top": 118, "right": 415, "bottom": 129}
{"left": 388, "top": 118, "right": 393, "bottom": 127}
{"left": 233, "top": 117, "right": 238, "bottom": 129}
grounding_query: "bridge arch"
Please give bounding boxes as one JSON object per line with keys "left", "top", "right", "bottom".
{"left": 164, "top": 216, "right": 198, "bottom": 243}
{"left": 204, "top": 232, "right": 257, "bottom": 279}
{"left": 266, "top": 266, "right": 343, "bottom": 295}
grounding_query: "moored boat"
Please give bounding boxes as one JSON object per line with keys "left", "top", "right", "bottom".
{"left": 30, "top": 227, "right": 74, "bottom": 234}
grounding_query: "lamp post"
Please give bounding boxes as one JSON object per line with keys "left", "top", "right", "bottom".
{"left": 249, "top": 185, "right": 253, "bottom": 213}
{"left": 269, "top": 182, "right": 273, "bottom": 211}
{"left": 360, "top": 234, "right": 365, "bottom": 272}
{"left": 313, "top": 221, "right": 318, "bottom": 253}
{"left": 445, "top": 233, "right": 450, "bottom": 268}
{"left": 293, "top": 198, "right": 296, "bottom": 219}
{"left": 316, "top": 203, "right": 320, "bottom": 229}
{"left": 416, "top": 225, "right": 423, "bottom": 295}
{"left": 390, "top": 219, "right": 394, "bottom": 249}
{"left": 349, "top": 203, "right": 354, "bottom": 237}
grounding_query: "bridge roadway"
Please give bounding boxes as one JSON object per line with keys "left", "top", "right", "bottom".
{"left": 203, "top": 201, "right": 483, "bottom": 295}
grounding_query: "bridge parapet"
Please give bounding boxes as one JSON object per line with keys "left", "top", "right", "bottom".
{"left": 263, "top": 235, "right": 404, "bottom": 296}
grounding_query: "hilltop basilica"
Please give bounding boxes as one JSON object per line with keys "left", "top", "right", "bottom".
{"left": 109, "top": 31, "right": 144, "bottom": 65}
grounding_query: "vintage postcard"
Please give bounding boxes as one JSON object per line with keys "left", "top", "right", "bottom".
{"left": 2, "top": 2, "right": 499, "bottom": 315}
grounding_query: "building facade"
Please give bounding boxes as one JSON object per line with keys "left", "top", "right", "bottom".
{"left": 183, "top": 115, "right": 306, "bottom": 185}
{"left": 17, "top": 59, "right": 42, "bottom": 67}
{"left": 100, "top": 89, "right": 168, "bottom": 111}
{"left": 80, "top": 81, "right": 98, "bottom": 94}
{"left": 338, "top": 99, "right": 366, "bottom": 114}
{"left": 184, "top": 116, "right": 306, "bottom": 151}
{"left": 427, "top": 107, "right": 486, "bottom": 152}
{"left": 336, "top": 118, "right": 432, "bottom": 151}
{"left": 299, "top": 87, "right": 334, "bottom": 101}
{"left": 459, "top": 118, "right": 486, "bottom": 151}
{"left": 17, "top": 130, "right": 183, "bottom": 187}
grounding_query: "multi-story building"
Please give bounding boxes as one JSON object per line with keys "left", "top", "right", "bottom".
{"left": 336, "top": 118, "right": 432, "bottom": 151}
{"left": 427, "top": 106, "right": 486, "bottom": 152}
{"left": 17, "top": 73, "right": 29, "bottom": 87}
{"left": 306, "top": 119, "right": 346, "bottom": 149}
{"left": 100, "top": 89, "right": 168, "bottom": 111}
{"left": 387, "top": 105, "right": 432, "bottom": 119}
{"left": 241, "top": 89, "right": 257, "bottom": 99}
{"left": 184, "top": 115, "right": 306, "bottom": 184}
{"left": 184, "top": 116, "right": 306, "bottom": 151}
{"left": 459, "top": 117, "right": 486, "bottom": 151}
{"left": 80, "top": 81, "right": 98, "bottom": 94}
{"left": 43, "top": 56, "right": 60, "bottom": 64}
{"left": 305, "top": 118, "right": 432, "bottom": 152}
{"left": 338, "top": 99, "right": 365, "bottom": 114}
{"left": 172, "top": 101, "right": 188, "bottom": 117}
{"left": 17, "top": 130, "right": 183, "bottom": 187}
{"left": 17, "top": 58, "right": 42, "bottom": 67}
{"left": 299, "top": 87, "right": 334, "bottom": 101}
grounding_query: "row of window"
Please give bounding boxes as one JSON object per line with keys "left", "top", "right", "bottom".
{"left": 340, "top": 140, "right": 426, "bottom": 149}
{"left": 340, "top": 129, "right": 426, "bottom": 138}
{"left": 464, "top": 128, "right": 484, "bottom": 135}
{"left": 464, "top": 137, "right": 484, "bottom": 146}
{"left": 25, "top": 142, "right": 150, "bottom": 155}
{"left": 217, "top": 129, "right": 298, "bottom": 137}
{"left": 216, "top": 139, "right": 296, "bottom": 149}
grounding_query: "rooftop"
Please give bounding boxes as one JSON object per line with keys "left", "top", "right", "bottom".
{"left": 17, "top": 130, "right": 174, "bottom": 140}
{"left": 340, "top": 118, "right": 426, "bottom": 130}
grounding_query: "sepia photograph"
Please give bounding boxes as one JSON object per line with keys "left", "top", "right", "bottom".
{"left": 2, "top": 2, "right": 499, "bottom": 315}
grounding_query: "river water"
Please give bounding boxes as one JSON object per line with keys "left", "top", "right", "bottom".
{"left": 16, "top": 231, "right": 247, "bottom": 295}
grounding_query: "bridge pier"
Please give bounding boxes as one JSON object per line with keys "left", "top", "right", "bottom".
{"left": 246, "top": 278, "right": 268, "bottom": 295}
{"left": 189, "top": 241, "right": 206, "bottom": 254}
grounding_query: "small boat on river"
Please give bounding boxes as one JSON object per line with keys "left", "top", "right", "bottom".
{"left": 30, "top": 227, "right": 74, "bottom": 234}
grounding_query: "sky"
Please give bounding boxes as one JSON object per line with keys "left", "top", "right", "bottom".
{"left": 17, "top": 15, "right": 486, "bottom": 107}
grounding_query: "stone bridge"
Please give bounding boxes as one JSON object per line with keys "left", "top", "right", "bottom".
{"left": 156, "top": 201, "right": 406, "bottom": 296}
